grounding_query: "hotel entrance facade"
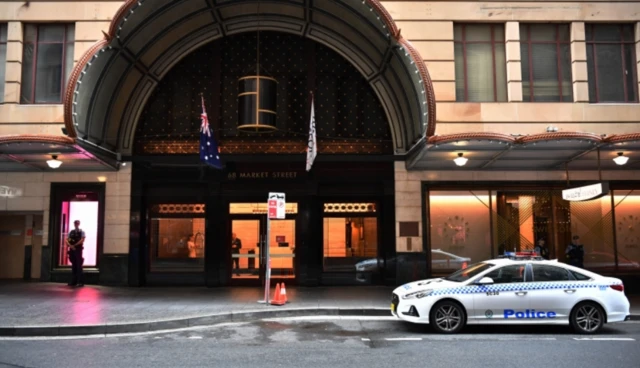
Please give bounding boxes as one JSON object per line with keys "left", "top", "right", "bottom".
{"left": 2, "top": 1, "right": 640, "bottom": 288}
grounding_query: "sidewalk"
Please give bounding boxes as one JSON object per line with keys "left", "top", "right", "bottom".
{"left": 0, "top": 282, "right": 638, "bottom": 337}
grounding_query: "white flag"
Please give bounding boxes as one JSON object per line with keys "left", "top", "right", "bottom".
{"left": 306, "top": 98, "right": 317, "bottom": 171}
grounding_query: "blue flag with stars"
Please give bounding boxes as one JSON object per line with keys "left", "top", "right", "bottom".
{"left": 199, "top": 95, "right": 222, "bottom": 169}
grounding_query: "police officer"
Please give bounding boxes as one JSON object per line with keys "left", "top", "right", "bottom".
{"left": 566, "top": 235, "right": 584, "bottom": 268}
{"left": 66, "top": 220, "right": 86, "bottom": 287}
{"left": 534, "top": 238, "right": 550, "bottom": 260}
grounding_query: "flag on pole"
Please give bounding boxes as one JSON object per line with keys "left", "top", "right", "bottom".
{"left": 199, "top": 95, "right": 222, "bottom": 169}
{"left": 305, "top": 96, "right": 317, "bottom": 172}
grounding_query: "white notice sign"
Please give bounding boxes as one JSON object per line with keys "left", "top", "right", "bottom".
{"left": 268, "top": 192, "right": 286, "bottom": 219}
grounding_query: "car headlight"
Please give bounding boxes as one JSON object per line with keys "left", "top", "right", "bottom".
{"left": 402, "top": 289, "right": 433, "bottom": 300}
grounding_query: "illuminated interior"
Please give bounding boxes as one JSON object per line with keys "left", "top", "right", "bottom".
{"left": 323, "top": 216, "right": 378, "bottom": 272}
{"left": 148, "top": 204, "right": 205, "bottom": 271}
{"left": 427, "top": 189, "right": 640, "bottom": 274}
{"left": 59, "top": 199, "right": 99, "bottom": 267}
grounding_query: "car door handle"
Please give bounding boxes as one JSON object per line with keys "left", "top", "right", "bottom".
{"left": 564, "top": 289, "right": 576, "bottom": 294}
{"left": 515, "top": 291, "right": 527, "bottom": 296}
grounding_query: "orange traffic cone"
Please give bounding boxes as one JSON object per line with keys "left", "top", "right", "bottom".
{"left": 271, "top": 283, "right": 285, "bottom": 305}
{"left": 280, "top": 283, "right": 288, "bottom": 304}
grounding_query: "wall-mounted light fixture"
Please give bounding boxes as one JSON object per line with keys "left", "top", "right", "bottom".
{"left": 453, "top": 152, "right": 468, "bottom": 166}
{"left": 613, "top": 152, "right": 629, "bottom": 166}
{"left": 46, "top": 155, "right": 62, "bottom": 169}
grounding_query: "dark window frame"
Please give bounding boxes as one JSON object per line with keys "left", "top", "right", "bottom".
{"left": 586, "top": 23, "right": 638, "bottom": 103}
{"left": 21, "top": 23, "right": 74, "bottom": 104}
{"left": 520, "top": 24, "right": 572, "bottom": 102}
{"left": 454, "top": 23, "right": 506, "bottom": 102}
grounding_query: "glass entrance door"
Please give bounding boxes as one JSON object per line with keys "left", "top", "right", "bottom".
{"left": 229, "top": 202, "right": 298, "bottom": 284}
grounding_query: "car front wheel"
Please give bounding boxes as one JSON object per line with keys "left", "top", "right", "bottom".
{"left": 570, "top": 302, "right": 605, "bottom": 334}
{"left": 430, "top": 301, "right": 466, "bottom": 334}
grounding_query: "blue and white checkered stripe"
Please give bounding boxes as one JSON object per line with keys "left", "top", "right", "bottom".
{"left": 430, "top": 283, "right": 603, "bottom": 296}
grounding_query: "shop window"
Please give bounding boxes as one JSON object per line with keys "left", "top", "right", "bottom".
{"left": 428, "top": 191, "right": 492, "bottom": 275}
{"left": 58, "top": 192, "right": 100, "bottom": 267}
{"left": 492, "top": 191, "right": 564, "bottom": 256}
{"left": 21, "top": 23, "right": 75, "bottom": 104}
{"left": 148, "top": 204, "right": 205, "bottom": 272}
{"left": 323, "top": 203, "right": 378, "bottom": 272}
{"left": 0, "top": 24, "right": 7, "bottom": 103}
{"left": 520, "top": 24, "right": 573, "bottom": 102}
{"left": 454, "top": 24, "right": 507, "bottom": 102}
{"left": 568, "top": 194, "right": 615, "bottom": 272}
{"left": 586, "top": 24, "right": 638, "bottom": 103}
{"left": 612, "top": 190, "right": 640, "bottom": 271}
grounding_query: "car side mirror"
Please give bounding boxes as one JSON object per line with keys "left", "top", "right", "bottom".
{"left": 476, "top": 277, "right": 494, "bottom": 285}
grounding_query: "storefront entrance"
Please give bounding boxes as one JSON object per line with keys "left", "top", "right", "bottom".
{"left": 229, "top": 203, "right": 297, "bottom": 285}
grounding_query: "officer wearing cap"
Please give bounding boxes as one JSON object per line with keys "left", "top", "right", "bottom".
{"left": 66, "top": 220, "right": 86, "bottom": 286}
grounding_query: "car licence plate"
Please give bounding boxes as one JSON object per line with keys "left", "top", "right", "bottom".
{"left": 390, "top": 303, "right": 395, "bottom": 312}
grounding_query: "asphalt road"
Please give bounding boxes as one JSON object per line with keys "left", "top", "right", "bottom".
{"left": 1, "top": 317, "right": 639, "bottom": 368}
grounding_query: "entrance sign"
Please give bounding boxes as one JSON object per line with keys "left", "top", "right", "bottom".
{"left": 260, "top": 192, "right": 286, "bottom": 304}
{"left": 562, "top": 182, "right": 609, "bottom": 202}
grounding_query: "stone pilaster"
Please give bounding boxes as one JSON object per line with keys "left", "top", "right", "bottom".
{"left": 505, "top": 22, "right": 523, "bottom": 102}
{"left": 3, "top": 22, "right": 22, "bottom": 103}
{"left": 570, "top": 22, "right": 589, "bottom": 102}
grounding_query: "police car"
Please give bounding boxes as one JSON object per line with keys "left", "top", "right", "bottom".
{"left": 391, "top": 252, "right": 631, "bottom": 334}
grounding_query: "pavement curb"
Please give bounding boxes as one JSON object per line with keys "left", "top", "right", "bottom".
{"left": 0, "top": 307, "right": 391, "bottom": 337}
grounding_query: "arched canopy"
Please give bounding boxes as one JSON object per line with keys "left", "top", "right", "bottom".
{"left": 64, "top": 0, "right": 437, "bottom": 157}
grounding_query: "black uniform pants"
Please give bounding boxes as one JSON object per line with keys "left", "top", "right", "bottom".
{"left": 68, "top": 248, "right": 84, "bottom": 285}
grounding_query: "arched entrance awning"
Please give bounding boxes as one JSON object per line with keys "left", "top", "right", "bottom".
{"left": 64, "top": 0, "right": 436, "bottom": 158}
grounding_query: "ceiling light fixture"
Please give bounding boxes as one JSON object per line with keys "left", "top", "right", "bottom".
{"left": 46, "top": 155, "right": 63, "bottom": 169}
{"left": 453, "top": 152, "right": 468, "bottom": 166}
{"left": 613, "top": 152, "right": 629, "bottom": 166}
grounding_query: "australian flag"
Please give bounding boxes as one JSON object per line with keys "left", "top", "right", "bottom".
{"left": 199, "top": 95, "right": 222, "bottom": 169}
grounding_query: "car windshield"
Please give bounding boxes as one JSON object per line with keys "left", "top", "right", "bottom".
{"left": 444, "top": 262, "right": 494, "bottom": 282}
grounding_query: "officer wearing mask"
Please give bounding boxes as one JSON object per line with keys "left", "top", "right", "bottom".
{"left": 566, "top": 235, "right": 585, "bottom": 268}
{"left": 534, "top": 239, "right": 550, "bottom": 260}
{"left": 66, "top": 220, "right": 86, "bottom": 286}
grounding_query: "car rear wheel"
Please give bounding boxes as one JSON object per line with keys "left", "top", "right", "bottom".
{"left": 430, "top": 301, "right": 466, "bottom": 334}
{"left": 570, "top": 302, "right": 604, "bottom": 334}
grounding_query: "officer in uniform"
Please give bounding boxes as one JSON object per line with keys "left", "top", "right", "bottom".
{"left": 66, "top": 220, "right": 86, "bottom": 286}
{"left": 534, "top": 238, "right": 550, "bottom": 260}
{"left": 565, "top": 235, "right": 585, "bottom": 268}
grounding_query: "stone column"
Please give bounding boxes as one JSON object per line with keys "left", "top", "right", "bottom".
{"left": 570, "top": 22, "right": 589, "bottom": 102}
{"left": 3, "top": 22, "right": 22, "bottom": 103}
{"left": 505, "top": 22, "right": 523, "bottom": 102}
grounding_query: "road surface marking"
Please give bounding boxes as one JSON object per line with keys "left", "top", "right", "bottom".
{"left": 385, "top": 337, "right": 423, "bottom": 341}
{"left": 573, "top": 337, "right": 635, "bottom": 341}
{"left": 262, "top": 316, "right": 397, "bottom": 322}
{"left": 361, "top": 338, "right": 371, "bottom": 341}
{"left": 188, "top": 336, "right": 203, "bottom": 339}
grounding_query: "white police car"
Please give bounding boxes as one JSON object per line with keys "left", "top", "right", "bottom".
{"left": 391, "top": 252, "right": 631, "bottom": 334}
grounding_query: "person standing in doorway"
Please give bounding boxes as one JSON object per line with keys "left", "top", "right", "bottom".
{"left": 534, "top": 239, "right": 550, "bottom": 260}
{"left": 231, "top": 232, "right": 242, "bottom": 275}
{"left": 66, "top": 220, "right": 86, "bottom": 287}
{"left": 566, "top": 235, "right": 585, "bottom": 268}
{"left": 187, "top": 234, "right": 197, "bottom": 258}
